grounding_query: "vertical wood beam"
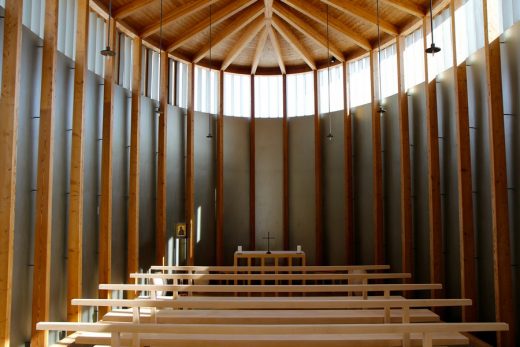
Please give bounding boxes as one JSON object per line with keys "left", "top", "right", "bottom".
{"left": 98, "top": 19, "right": 117, "bottom": 316}
{"left": 155, "top": 51, "right": 168, "bottom": 265}
{"left": 31, "top": 0, "right": 59, "bottom": 345}
{"left": 216, "top": 70, "right": 224, "bottom": 265}
{"left": 482, "top": 0, "right": 515, "bottom": 345}
{"left": 67, "top": 0, "right": 89, "bottom": 322}
{"left": 0, "top": 0, "right": 23, "bottom": 344}
{"left": 186, "top": 63, "right": 195, "bottom": 265}
{"left": 250, "top": 75, "right": 256, "bottom": 250}
{"left": 369, "top": 50, "right": 384, "bottom": 265}
{"left": 127, "top": 37, "right": 142, "bottom": 288}
{"left": 343, "top": 62, "right": 354, "bottom": 265}
{"left": 449, "top": 0, "right": 477, "bottom": 322}
{"left": 282, "top": 74, "right": 289, "bottom": 250}
{"left": 422, "top": 18, "right": 443, "bottom": 298}
{"left": 396, "top": 36, "right": 413, "bottom": 277}
{"left": 314, "top": 70, "right": 323, "bottom": 265}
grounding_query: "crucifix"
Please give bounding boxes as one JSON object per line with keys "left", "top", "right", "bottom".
{"left": 262, "top": 232, "right": 275, "bottom": 254}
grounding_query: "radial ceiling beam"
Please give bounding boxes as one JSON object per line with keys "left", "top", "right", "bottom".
{"left": 222, "top": 16, "right": 265, "bottom": 70}
{"left": 272, "top": 1, "right": 344, "bottom": 62}
{"left": 321, "top": 0, "right": 399, "bottom": 36}
{"left": 167, "top": 0, "right": 256, "bottom": 52}
{"left": 251, "top": 27, "right": 269, "bottom": 74}
{"left": 272, "top": 15, "right": 316, "bottom": 70}
{"left": 140, "top": 0, "right": 218, "bottom": 38}
{"left": 264, "top": 0, "right": 274, "bottom": 18}
{"left": 113, "top": 0, "right": 154, "bottom": 19}
{"left": 281, "top": 0, "right": 371, "bottom": 51}
{"left": 267, "top": 25, "right": 286, "bottom": 74}
{"left": 193, "top": 2, "right": 264, "bottom": 63}
{"left": 381, "top": 0, "right": 425, "bottom": 17}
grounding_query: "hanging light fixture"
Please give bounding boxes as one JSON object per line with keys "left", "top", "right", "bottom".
{"left": 376, "top": 0, "right": 385, "bottom": 114}
{"left": 155, "top": 0, "right": 165, "bottom": 114}
{"left": 206, "top": 4, "right": 213, "bottom": 139}
{"left": 101, "top": 0, "right": 116, "bottom": 56}
{"left": 425, "top": 0, "right": 441, "bottom": 54}
{"left": 326, "top": 4, "right": 333, "bottom": 140}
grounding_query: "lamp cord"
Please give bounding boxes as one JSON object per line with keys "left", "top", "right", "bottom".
{"left": 377, "top": 0, "right": 382, "bottom": 106}
{"left": 429, "top": 0, "right": 435, "bottom": 47}
{"left": 208, "top": 5, "right": 213, "bottom": 137}
{"left": 327, "top": 4, "right": 332, "bottom": 137}
{"left": 107, "top": 0, "right": 112, "bottom": 48}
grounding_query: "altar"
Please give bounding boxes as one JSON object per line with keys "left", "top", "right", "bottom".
{"left": 233, "top": 250, "right": 306, "bottom": 267}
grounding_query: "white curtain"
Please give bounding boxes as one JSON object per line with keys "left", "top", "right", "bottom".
{"left": 318, "top": 65, "right": 343, "bottom": 114}
{"left": 348, "top": 57, "right": 371, "bottom": 108}
{"left": 194, "top": 66, "right": 218, "bottom": 114}
{"left": 224, "top": 72, "right": 251, "bottom": 118}
{"left": 176, "top": 62, "right": 188, "bottom": 108}
{"left": 426, "top": 8, "right": 453, "bottom": 80}
{"left": 57, "top": 0, "right": 77, "bottom": 60}
{"left": 118, "top": 33, "right": 133, "bottom": 91}
{"left": 87, "top": 11, "right": 106, "bottom": 77}
{"left": 255, "top": 75, "right": 283, "bottom": 118}
{"left": 287, "top": 71, "right": 314, "bottom": 117}
{"left": 500, "top": 0, "right": 520, "bottom": 32}
{"left": 404, "top": 29, "right": 425, "bottom": 90}
{"left": 148, "top": 50, "right": 160, "bottom": 101}
{"left": 380, "top": 44, "right": 398, "bottom": 98}
{"left": 455, "top": 0, "right": 485, "bottom": 65}
{"left": 23, "top": 0, "right": 46, "bottom": 38}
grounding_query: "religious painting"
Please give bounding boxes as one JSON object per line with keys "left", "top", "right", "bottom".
{"left": 175, "top": 223, "right": 187, "bottom": 238}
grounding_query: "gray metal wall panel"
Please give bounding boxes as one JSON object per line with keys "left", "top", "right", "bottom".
{"left": 223, "top": 116, "right": 250, "bottom": 265}
{"left": 255, "top": 119, "right": 284, "bottom": 252}
{"left": 352, "top": 104, "right": 374, "bottom": 264}
{"left": 288, "top": 116, "right": 316, "bottom": 264}
{"left": 194, "top": 112, "right": 216, "bottom": 265}
{"left": 321, "top": 112, "right": 345, "bottom": 265}
{"left": 166, "top": 106, "right": 185, "bottom": 265}
{"left": 139, "top": 97, "right": 157, "bottom": 270}
{"left": 381, "top": 95, "right": 402, "bottom": 271}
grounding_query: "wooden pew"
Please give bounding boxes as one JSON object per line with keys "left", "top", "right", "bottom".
{"left": 36, "top": 321, "right": 508, "bottom": 347}
{"left": 148, "top": 265, "right": 391, "bottom": 273}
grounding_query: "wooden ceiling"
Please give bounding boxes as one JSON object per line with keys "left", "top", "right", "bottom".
{"left": 98, "top": 0, "right": 439, "bottom": 73}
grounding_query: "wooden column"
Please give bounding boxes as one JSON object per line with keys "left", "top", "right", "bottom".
{"left": 250, "top": 75, "right": 256, "bottom": 250}
{"left": 98, "top": 19, "right": 117, "bottom": 316}
{"left": 482, "top": 0, "right": 514, "bottom": 345}
{"left": 67, "top": 0, "right": 89, "bottom": 322}
{"left": 155, "top": 51, "right": 168, "bottom": 265}
{"left": 127, "top": 38, "right": 142, "bottom": 288}
{"left": 369, "top": 50, "right": 384, "bottom": 265}
{"left": 31, "top": 0, "right": 59, "bottom": 345}
{"left": 0, "top": 0, "right": 23, "bottom": 344}
{"left": 282, "top": 74, "right": 289, "bottom": 250}
{"left": 396, "top": 36, "right": 413, "bottom": 277}
{"left": 186, "top": 63, "right": 195, "bottom": 265}
{"left": 449, "top": 0, "right": 477, "bottom": 322}
{"left": 422, "top": 18, "right": 443, "bottom": 298}
{"left": 343, "top": 62, "right": 354, "bottom": 265}
{"left": 313, "top": 70, "right": 323, "bottom": 265}
{"left": 216, "top": 70, "right": 224, "bottom": 265}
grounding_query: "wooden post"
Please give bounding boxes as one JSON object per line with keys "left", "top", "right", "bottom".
{"left": 313, "top": 70, "right": 323, "bottom": 265}
{"left": 449, "top": 0, "right": 477, "bottom": 322}
{"left": 422, "top": 17, "right": 443, "bottom": 298}
{"left": 127, "top": 38, "right": 142, "bottom": 290}
{"left": 396, "top": 36, "right": 413, "bottom": 277}
{"left": 0, "top": 0, "right": 23, "bottom": 344}
{"left": 155, "top": 51, "right": 168, "bottom": 265}
{"left": 343, "top": 62, "right": 354, "bottom": 265}
{"left": 98, "top": 19, "right": 117, "bottom": 317}
{"left": 31, "top": 0, "right": 59, "bottom": 345}
{"left": 370, "top": 50, "right": 384, "bottom": 265}
{"left": 482, "top": 0, "right": 515, "bottom": 345}
{"left": 67, "top": 0, "right": 89, "bottom": 322}
{"left": 186, "top": 63, "right": 195, "bottom": 265}
{"left": 282, "top": 74, "right": 289, "bottom": 250}
{"left": 216, "top": 70, "right": 224, "bottom": 265}
{"left": 250, "top": 75, "right": 256, "bottom": 250}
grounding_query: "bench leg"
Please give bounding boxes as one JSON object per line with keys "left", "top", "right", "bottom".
{"left": 422, "top": 333, "right": 433, "bottom": 347}
{"left": 111, "top": 332, "right": 121, "bottom": 347}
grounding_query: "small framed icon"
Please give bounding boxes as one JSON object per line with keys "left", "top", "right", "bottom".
{"left": 176, "top": 223, "right": 187, "bottom": 238}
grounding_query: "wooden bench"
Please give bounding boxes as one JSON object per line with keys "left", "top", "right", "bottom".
{"left": 36, "top": 321, "right": 508, "bottom": 347}
{"left": 149, "top": 265, "right": 391, "bottom": 273}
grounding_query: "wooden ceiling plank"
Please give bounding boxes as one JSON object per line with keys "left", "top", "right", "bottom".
{"left": 251, "top": 26, "right": 269, "bottom": 74}
{"left": 267, "top": 25, "right": 286, "bottom": 74}
{"left": 141, "top": 0, "right": 219, "bottom": 38}
{"left": 222, "top": 16, "right": 266, "bottom": 70}
{"left": 272, "top": 15, "right": 315, "bottom": 70}
{"left": 113, "top": 0, "right": 155, "bottom": 19}
{"left": 321, "top": 0, "right": 399, "bottom": 36}
{"left": 193, "top": 2, "right": 264, "bottom": 63}
{"left": 167, "top": 0, "right": 256, "bottom": 53}
{"left": 272, "top": 1, "right": 344, "bottom": 62}
{"left": 381, "top": 0, "right": 425, "bottom": 18}
{"left": 264, "top": 0, "right": 274, "bottom": 18}
{"left": 281, "top": 0, "right": 371, "bottom": 51}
